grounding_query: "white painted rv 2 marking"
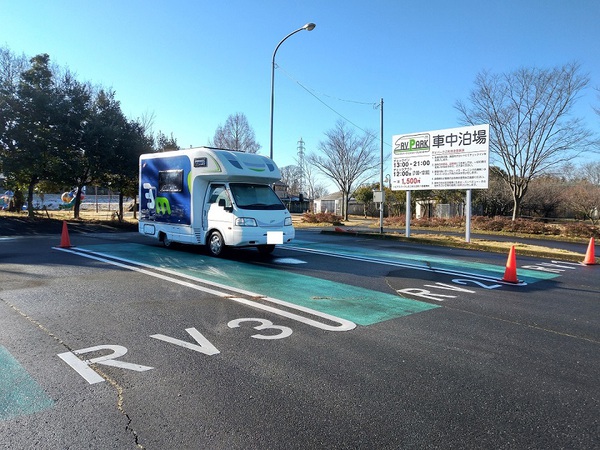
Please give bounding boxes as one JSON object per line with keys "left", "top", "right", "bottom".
{"left": 397, "top": 279, "right": 502, "bottom": 302}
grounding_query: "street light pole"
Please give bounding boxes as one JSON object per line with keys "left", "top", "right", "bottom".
{"left": 269, "top": 22, "right": 316, "bottom": 161}
{"left": 379, "top": 97, "right": 384, "bottom": 234}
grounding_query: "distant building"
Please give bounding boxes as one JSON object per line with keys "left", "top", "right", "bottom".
{"left": 313, "top": 192, "right": 342, "bottom": 215}
{"left": 313, "top": 192, "right": 365, "bottom": 216}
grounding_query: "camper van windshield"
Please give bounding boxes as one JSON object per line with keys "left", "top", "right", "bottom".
{"left": 229, "top": 183, "right": 285, "bottom": 210}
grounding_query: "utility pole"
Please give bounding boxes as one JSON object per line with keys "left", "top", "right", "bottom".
{"left": 297, "top": 137, "right": 305, "bottom": 197}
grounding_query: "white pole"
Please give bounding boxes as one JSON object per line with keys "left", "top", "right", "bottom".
{"left": 465, "top": 189, "right": 472, "bottom": 243}
{"left": 405, "top": 190, "right": 411, "bottom": 237}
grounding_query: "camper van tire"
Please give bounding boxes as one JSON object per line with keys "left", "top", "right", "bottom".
{"left": 258, "top": 244, "right": 275, "bottom": 255}
{"left": 161, "top": 233, "right": 173, "bottom": 248}
{"left": 208, "top": 231, "right": 225, "bottom": 257}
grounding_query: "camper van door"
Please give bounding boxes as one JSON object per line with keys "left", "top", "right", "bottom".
{"left": 204, "top": 183, "right": 233, "bottom": 233}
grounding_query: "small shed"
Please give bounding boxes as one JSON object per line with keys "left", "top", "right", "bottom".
{"left": 313, "top": 192, "right": 342, "bottom": 216}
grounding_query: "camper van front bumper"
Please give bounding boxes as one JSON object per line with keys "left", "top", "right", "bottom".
{"left": 230, "top": 226, "right": 295, "bottom": 247}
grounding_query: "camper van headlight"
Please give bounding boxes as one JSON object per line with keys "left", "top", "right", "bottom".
{"left": 284, "top": 217, "right": 293, "bottom": 226}
{"left": 235, "top": 217, "right": 257, "bottom": 227}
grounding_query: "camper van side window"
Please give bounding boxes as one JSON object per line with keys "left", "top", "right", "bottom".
{"left": 158, "top": 170, "right": 184, "bottom": 193}
{"left": 207, "top": 184, "right": 231, "bottom": 208}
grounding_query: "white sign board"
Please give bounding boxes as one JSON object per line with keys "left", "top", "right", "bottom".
{"left": 392, "top": 124, "right": 489, "bottom": 191}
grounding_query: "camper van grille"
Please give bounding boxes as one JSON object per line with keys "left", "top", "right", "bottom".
{"left": 193, "top": 228, "right": 203, "bottom": 244}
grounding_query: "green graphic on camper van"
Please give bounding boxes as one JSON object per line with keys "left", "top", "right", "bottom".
{"left": 155, "top": 197, "right": 171, "bottom": 215}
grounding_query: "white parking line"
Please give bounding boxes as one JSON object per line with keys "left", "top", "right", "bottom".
{"left": 53, "top": 247, "right": 356, "bottom": 332}
{"left": 287, "top": 245, "right": 528, "bottom": 286}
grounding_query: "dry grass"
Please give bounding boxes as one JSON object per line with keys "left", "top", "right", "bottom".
{"left": 388, "top": 232, "right": 583, "bottom": 259}
{"left": 292, "top": 215, "right": 374, "bottom": 228}
{"left": 0, "top": 208, "right": 138, "bottom": 225}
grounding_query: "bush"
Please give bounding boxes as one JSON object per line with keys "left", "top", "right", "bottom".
{"left": 562, "top": 222, "right": 599, "bottom": 238}
{"left": 383, "top": 215, "right": 406, "bottom": 227}
{"left": 301, "top": 212, "right": 343, "bottom": 225}
{"left": 383, "top": 215, "right": 595, "bottom": 238}
{"left": 508, "top": 219, "right": 558, "bottom": 235}
{"left": 412, "top": 217, "right": 465, "bottom": 228}
{"left": 473, "top": 216, "right": 508, "bottom": 232}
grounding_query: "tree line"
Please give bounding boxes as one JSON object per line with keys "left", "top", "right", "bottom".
{"left": 0, "top": 48, "right": 179, "bottom": 219}
{"left": 284, "top": 63, "right": 599, "bottom": 222}
{"left": 354, "top": 161, "right": 600, "bottom": 225}
{"left": 0, "top": 48, "right": 270, "bottom": 220}
{"left": 2, "top": 46, "right": 598, "bottom": 224}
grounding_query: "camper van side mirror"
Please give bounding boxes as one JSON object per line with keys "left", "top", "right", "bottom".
{"left": 218, "top": 198, "right": 233, "bottom": 212}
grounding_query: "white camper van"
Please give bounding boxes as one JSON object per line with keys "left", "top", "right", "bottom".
{"left": 139, "top": 147, "right": 295, "bottom": 256}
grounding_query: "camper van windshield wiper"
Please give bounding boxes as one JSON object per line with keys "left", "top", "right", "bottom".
{"left": 239, "top": 203, "right": 285, "bottom": 210}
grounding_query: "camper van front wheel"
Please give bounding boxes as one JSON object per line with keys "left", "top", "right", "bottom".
{"left": 208, "top": 231, "right": 225, "bottom": 256}
{"left": 258, "top": 244, "right": 275, "bottom": 255}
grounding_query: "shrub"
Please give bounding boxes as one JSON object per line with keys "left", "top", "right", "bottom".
{"left": 383, "top": 215, "right": 406, "bottom": 227}
{"left": 412, "top": 217, "right": 465, "bottom": 228}
{"left": 562, "top": 222, "right": 599, "bottom": 238}
{"left": 379, "top": 214, "right": 596, "bottom": 238}
{"left": 301, "top": 212, "right": 343, "bottom": 225}
{"left": 510, "top": 219, "right": 558, "bottom": 235}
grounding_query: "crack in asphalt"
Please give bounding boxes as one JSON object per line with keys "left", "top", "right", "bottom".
{"left": 0, "top": 296, "right": 145, "bottom": 449}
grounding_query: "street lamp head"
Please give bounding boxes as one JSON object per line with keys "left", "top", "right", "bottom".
{"left": 303, "top": 22, "right": 316, "bottom": 31}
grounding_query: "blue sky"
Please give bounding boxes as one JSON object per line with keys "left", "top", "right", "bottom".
{"left": 2, "top": 0, "right": 599, "bottom": 188}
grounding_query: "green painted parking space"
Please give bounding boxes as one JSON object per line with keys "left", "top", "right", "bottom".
{"left": 289, "top": 240, "right": 560, "bottom": 283}
{"left": 0, "top": 346, "right": 54, "bottom": 420}
{"left": 79, "top": 243, "right": 439, "bottom": 326}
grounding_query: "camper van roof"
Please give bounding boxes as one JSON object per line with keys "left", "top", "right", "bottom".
{"left": 140, "top": 147, "right": 282, "bottom": 184}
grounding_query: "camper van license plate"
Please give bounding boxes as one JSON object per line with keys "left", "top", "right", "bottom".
{"left": 267, "top": 231, "right": 284, "bottom": 245}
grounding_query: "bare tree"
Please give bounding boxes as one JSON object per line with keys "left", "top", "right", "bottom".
{"left": 0, "top": 46, "right": 27, "bottom": 90}
{"left": 521, "top": 175, "right": 565, "bottom": 218}
{"left": 580, "top": 161, "right": 600, "bottom": 185}
{"left": 456, "top": 62, "right": 595, "bottom": 220}
{"left": 137, "top": 110, "right": 155, "bottom": 139}
{"left": 210, "top": 112, "right": 261, "bottom": 153}
{"left": 564, "top": 181, "right": 600, "bottom": 225}
{"left": 307, "top": 120, "right": 378, "bottom": 220}
{"left": 558, "top": 161, "right": 578, "bottom": 182}
{"left": 473, "top": 167, "right": 513, "bottom": 217}
{"left": 280, "top": 165, "right": 301, "bottom": 196}
{"left": 303, "top": 162, "right": 328, "bottom": 200}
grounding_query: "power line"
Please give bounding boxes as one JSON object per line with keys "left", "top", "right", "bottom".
{"left": 276, "top": 64, "right": 391, "bottom": 147}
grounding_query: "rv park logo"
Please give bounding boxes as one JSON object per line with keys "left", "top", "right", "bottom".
{"left": 393, "top": 133, "right": 430, "bottom": 155}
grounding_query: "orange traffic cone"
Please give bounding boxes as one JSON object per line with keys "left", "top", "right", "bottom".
{"left": 583, "top": 237, "right": 596, "bottom": 265}
{"left": 502, "top": 245, "right": 519, "bottom": 283}
{"left": 60, "top": 221, "right": 72, "bottom": 248}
